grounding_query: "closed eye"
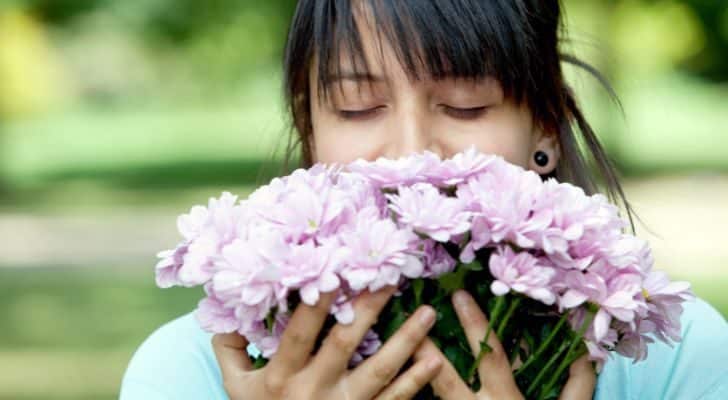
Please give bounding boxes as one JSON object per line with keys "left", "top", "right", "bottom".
{"left": 337, "top": 106, "right": 385, "bottom": 120}
{"left": 442, "top": 105, "right": 490, "bottom": 120}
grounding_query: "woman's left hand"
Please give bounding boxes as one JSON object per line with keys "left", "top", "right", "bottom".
{"left": 413, "top": 290, "right": 596, "bottom": 400}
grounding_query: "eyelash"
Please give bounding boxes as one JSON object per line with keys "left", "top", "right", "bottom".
{"left": 337, "top": 105, "right": 490, "bottom": 121}
{"left": 337, "top": 107, "right": 385, "bottom": 120}
{"left": 442, "top": 105, "right": 490, "bottom": 120}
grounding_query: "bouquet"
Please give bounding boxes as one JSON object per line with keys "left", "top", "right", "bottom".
{"left": 155, "top": 147, "right": 693, "bottom": 399}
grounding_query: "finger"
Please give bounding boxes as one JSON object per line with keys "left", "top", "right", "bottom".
{"left": 451, "top": 290, "right": 518, "bottom": 395}
{"left": 212, "top": 332, "right": 253, "bottom": 383}
{"left": 266, "top": 291, "right": 336, "bottom": 378}
{"left": 374, "top": 356, "right": 442, "bottom": 400}
{"left": 349, "top": 305, "right": 437, "bottom": 397}
{"left": 414, "top": 339, "right": 474, "bottom": 400}
{"left": 558, "top": 354, "right": 596, "bottom": 400}
{"left": 311, "top": 286, "right": 396, "bottom": 381}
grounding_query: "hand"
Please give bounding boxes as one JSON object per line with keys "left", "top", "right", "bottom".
{"left": 414, "top": 290, "right": 596, "bottom": 400}
{"left": 211, "top": 287, "right": 443, "bottom": 400}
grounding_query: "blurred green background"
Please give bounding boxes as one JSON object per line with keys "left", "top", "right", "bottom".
{"left": 0, "top": 0, "right": 726, "bottom": 399}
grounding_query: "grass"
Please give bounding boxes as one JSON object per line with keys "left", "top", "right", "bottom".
{"left": 0, "top": 267, "right": 202, "bottom": 399}
{"left": 0, "top": 266, "right": 725, "bottom": 399}
{"left": 1, "top": 73, "right": 289, "bottom": 189}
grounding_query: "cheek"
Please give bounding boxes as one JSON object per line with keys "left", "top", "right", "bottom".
{"left": 310, "top": 111, "right": 383, "bottom": 164}
{"left": 436, "top": 116, "right": 533, "bottom": 168}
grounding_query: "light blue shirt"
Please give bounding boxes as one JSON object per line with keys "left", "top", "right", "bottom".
{"left": 120, "top": 298, "right": 728, "bottom": 399}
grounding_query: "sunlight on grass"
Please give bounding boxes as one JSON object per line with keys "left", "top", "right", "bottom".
{"left": 3, "top": 76, "right": 288, "bottom": 186}
{"left": 0, "top": 350, "right": 128, "bottom": 400}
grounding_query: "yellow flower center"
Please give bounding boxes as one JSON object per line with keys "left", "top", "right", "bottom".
{"left": 642, "top": 287, "right": 650, "bottom": 300}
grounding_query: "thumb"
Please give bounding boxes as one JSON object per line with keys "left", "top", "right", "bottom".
{"left": 212, "top": 332, "right": 254, "bottom": 380}
{"left": 558, "top": 353, "right": 596, "bottom": 400}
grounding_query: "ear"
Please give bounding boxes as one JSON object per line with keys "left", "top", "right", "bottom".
{"left": 528, "top": 128, "right": 561, "bottom": 175}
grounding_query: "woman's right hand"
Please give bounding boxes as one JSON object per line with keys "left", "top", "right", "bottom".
{"left": 211, "top": 286, "right": 443, "bottom": 400}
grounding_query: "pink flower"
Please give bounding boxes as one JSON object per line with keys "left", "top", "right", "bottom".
{"left": 196, "top": 283, "right": 239, "bottom": 333}
{"left": 346, "top": 151, "right": 441, "bottom": 188}
{"left": 416, "top": 240, "right": 457, "bottom": 278}
{"left": 336, "top": 172, "right": 388, "bottom": 216}
{"left": 568, "top": 307, "right": 616, "bottom": 372}
{"left": 212, "top": 235, "right": 288, "bottom": 322}
{"left": 164, "top": 192, "right": 244, "bottom": 287}
{"left": 338, "top": 207, "right": 420, "bottom": 291}
{"left": 426, "top": 146, "right": 496, "bottom": 186}
{"left": 387, "top": 183, "right": 472, "bottom": 242}
{"left": 243, "top": 313, "right": 290, "bottom": 358}
{"left": 156, "top": 147, "right": 696, "bottom": 369}
{"left": 254, "top": 171, "right": 351, "bottom": 244}
{"left": 457, "top": 160, "right": 546, "bottom": 261}
{"left": 613, "top": 318, "right": 655, "bottom": 362}
{"left": 154, "top": 243, "right": 188, "bottom": 288}
{"left": 349, "top": 330, "right": 382, "bottom": 366}
{"left": 641, "top": 270, "right": 694, "bottom": 344}
{"left": 279, "top": 241, "right": 343, "bottom": 306}
{"left": 560, "top": 268, "right": 645, "bottom": 342}
{"left": 488, "top": 246, "right": 557, "bottom": 305}
{"left": 330, "top": 293, "right": 355, "bottom": 324}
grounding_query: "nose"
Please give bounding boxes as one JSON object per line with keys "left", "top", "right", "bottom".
{"left": 383, "top": 100, "right": 437, "bottom": 159}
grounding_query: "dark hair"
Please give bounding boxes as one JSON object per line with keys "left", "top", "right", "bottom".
{"left": 281, "top": 0, "right": 634, "bottom": 225}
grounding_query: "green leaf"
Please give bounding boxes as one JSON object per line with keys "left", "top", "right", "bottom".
{"left": 437, "top": 265, "right": 468, "bottom": 293}
{"left": 461, "top": 260, "right": 483, "bottom": 271}
{"left": 252, "top": 356, "right": 268, "bottom": 369}
{"left": 433, "top": 301, "right": 462, "bottom": 338}
{"left": 478, "top": 339, "right": 493, "bottom": 354}
{"left": 412, "top": 278, "right": 425, "bottom": 306}
{"left": 523, "top": 329, "right": 536, "bottom": 358}
{"left": 264, "top": 307, "right": 277, "bottom": 333}
{"left": 379, "top": 297, "right": 408, "bottom": 340}
{"left": 444, "top": 344, "right": 472, "bottom": 380}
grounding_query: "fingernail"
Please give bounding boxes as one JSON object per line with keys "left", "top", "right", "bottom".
{"left": 418, "top": 306, "right": 436, "bottom": 327}
{"left": 452, "top": 290, "right": 470, "bottom": 310}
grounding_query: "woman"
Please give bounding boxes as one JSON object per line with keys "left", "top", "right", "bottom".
{"left": 120, "top": 1, "right": 728, "bottom": 399}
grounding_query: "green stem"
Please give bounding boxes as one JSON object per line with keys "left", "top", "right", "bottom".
{"left": 466, "top": 295, "right": 506, "bottom": 382}
{"left": 514, "top": 312, "right": 569, "bottom": 377}
{"left": 496, "top": 297, "right": 521, "bottom": 339}
{"left": 525, "top": 342, "right": 569, "bottom": 397}
{"left": 539, "top": 309, "right": 596, "bottom": 399}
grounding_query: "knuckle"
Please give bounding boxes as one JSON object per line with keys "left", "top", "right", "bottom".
{"left": 389, "top": 386, "right": 413, "bottom": 400}
{"left": 211, "top": 334, "right": 226, "bottom": 348}
{"left": 358, "top": 296, "right": 382, "bottom": 316}
{"left": 284, "top": 328, "right": 308, "bottom": 347}
{"left": 489, "top": 345, "right": 508, "bottom": 365}
{"left": 401, "top": 319, "right": 426, "bottom": 342}
{"left": 371, "top": 362, "right": 397, "bottom": 383}
{"left": 462, "top": 309, "right": 486, "bottom": 328}
{"left": 438, "top": 375, "right": 459, "bottom": 393}
{"left": 327, "top": 328, "right": 358, "bottom": 354}
{"left": 263, "top": 373, "right": 288, "bottom": 397}
{"left": 410, "top": 367, "right": 430, "bottom": 388}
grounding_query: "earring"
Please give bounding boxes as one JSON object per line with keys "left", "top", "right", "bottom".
{"left": 534, "top": 150, "right": 549, "bottom": 167}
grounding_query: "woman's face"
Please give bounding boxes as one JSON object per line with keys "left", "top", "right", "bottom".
{"left": 309, "top": 11, "right": 559, "bottom": 173}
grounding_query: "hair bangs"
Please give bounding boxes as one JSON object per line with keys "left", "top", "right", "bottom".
{"left": 311, "top": 0, "right": 538, "bottom": 105}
